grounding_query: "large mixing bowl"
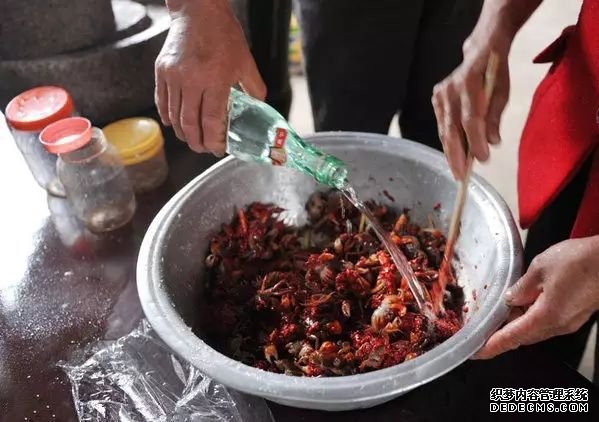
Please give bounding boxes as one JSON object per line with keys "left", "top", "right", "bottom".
{"left": 137, "top": 132, "right": 523, "bottom": 411}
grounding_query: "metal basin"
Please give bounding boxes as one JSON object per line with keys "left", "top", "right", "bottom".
{"left": 137, "top": 132, "right": 523, "bottom": 411}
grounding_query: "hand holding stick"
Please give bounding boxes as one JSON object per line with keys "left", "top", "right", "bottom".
{"left": 432, "top": 52, "right": 500, "bottom": 315}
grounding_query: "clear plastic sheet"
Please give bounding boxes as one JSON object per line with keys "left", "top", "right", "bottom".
{"left": 60, "top": 320, "right": 274, "bottom": 422}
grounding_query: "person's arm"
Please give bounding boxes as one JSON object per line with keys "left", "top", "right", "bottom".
{"left": 432, "top": 0, "right": 542, "bottom": 180}
{"left": 474, "top": 235, "right": 599, "bottom": 359}
{"left": 155, "top": 0, "right": 266, "bottom": 155}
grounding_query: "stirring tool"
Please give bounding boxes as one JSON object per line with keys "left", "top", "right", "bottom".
{"left": 434, "top": 52, "right": 500, "bottom": 315}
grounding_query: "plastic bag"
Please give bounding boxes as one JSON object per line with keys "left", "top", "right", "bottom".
{"left": 60, "top": 320, "right": 274, "bottom": 422}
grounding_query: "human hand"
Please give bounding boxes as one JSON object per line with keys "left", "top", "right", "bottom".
{"left": 474, "top": 236, "right": 599, "bottom": 359}
{"left": 155, "top": 0, "right": 266, "bottom": 155}
{"left": 432, "top": 28, "right": 511, "bottom": 180}
{"left": 432, "top": 0, "right": 544, "bottom": 180}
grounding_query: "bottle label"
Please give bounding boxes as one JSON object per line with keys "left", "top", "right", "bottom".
{"left": 269, "top": 128, "right": 288, "bottom": 165}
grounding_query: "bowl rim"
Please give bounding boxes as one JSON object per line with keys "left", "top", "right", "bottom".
{"left": 137, "top": 132, "right": 523, "bottom": 403}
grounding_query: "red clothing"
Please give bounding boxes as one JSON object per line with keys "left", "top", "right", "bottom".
{"left": 518, "top": 0, "right": 599, "bottom": 239}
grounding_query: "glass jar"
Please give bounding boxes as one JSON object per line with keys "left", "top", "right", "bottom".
{"left": 40, "top": 117, "right": 136, "bottom": 233}
{"left": 102, "top": 117, "right": 169, "bottom": 193}
{"left": 5, "top": 86, "right": 76, "bottom": 196}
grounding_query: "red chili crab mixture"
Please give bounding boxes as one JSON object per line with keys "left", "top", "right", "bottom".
{"left": 201, "top": 190, "right": 463, "bottom": 377}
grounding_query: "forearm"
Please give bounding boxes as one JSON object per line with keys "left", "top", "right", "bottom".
{"left": 467, "top": 0, "right": 543, "bottom": 50}
{"left": 496, "top": 0, "right": 543, "bottom": 38}
{"left": 165, "top": 0, "right": 232, "bottom": 20}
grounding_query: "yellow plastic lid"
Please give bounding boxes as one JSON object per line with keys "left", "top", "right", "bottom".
{"left": 102, "top": 117, "right": 164, "bottom": 165}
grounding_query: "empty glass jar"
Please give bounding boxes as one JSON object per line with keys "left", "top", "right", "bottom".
{"left": 40, "top": 117, "right": 136, "bottom": 233}
{"left": 5, "top": 86, "right": 76, "bottom": 196}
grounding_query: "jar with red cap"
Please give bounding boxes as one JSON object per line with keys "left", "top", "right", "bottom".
{"left": 40, "top": 117, "right": 136, "bottom": 233}
{"left": 5, "top": 86, "right": 76, "bottom": 196}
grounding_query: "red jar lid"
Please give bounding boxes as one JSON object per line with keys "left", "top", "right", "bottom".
{"left": 40, "top": 117, "right": 92, "bottom": 154}
{"left": 5, "top": 86, "right": 74, "bottom": 132}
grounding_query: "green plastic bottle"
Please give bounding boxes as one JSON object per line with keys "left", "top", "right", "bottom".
{"left": 226, "top": 88, "right": 348, "bottom": 189}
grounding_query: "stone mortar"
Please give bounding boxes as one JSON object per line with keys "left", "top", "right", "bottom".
{"left": 0, "top": 0, "right": 116, "bottom": 60}
{"left": 0, "top": 5, "right": 169, "bottom": 125}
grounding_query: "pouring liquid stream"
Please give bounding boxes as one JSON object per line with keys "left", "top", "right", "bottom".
{"left": 340, "top": 184, "right": 435, "bottom": 320}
